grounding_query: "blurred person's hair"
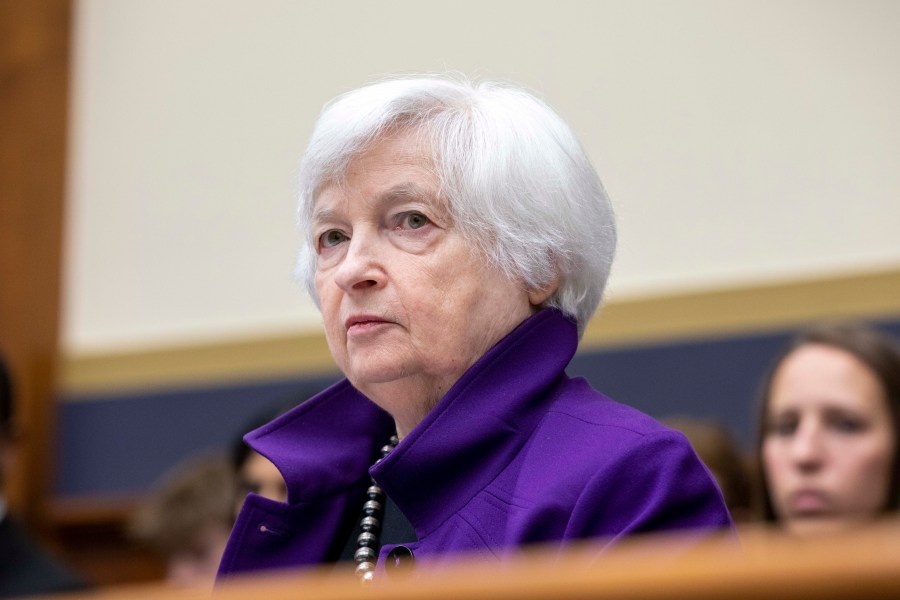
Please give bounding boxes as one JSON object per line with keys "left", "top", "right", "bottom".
{"left": 129, "top": 454, "right": 237, "bottom": 557}
{"left": 1, "top": 353, "right": 14, "bottom": 488}
{"left": 663, "top": 416, "right": 753, "bottom": 521}
{"left": 231, "top": 397, "right": 308, "bottom": 473}
{"left": 1, "top": 352, "right": 13, "bottom": 441}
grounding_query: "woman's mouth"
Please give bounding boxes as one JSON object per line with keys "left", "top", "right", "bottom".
{"left": 789, "top": 489, "right": 831, "bottom": 515}
{"left": 345, "top": 315, "right": 391, "bottom": 334}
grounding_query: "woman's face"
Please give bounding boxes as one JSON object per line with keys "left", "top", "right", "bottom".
{"left": 762, "top": 343, "right": 896, "bottom": 535}
{"left": 236, "top": 450, "right": 287, "bottom": 515}
{"left": 312, "top": 131, "right": 544, "bottom": 436}
{"left": 166, "top": 524, "right": 231, "bottom": 589}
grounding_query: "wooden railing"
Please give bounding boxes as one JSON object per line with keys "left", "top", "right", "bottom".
{"left": 43, "top": 520, "right": 900, "bottom": 600}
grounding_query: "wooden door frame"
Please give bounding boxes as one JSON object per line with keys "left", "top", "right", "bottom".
{"left": 0, "top": 0, "right": 71, "bottom": 530}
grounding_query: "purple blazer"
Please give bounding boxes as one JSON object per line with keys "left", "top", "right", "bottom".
{"left": 217, "top": 309, "right": 732, "bottom": 580}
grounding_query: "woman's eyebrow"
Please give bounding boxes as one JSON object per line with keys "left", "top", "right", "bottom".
{"left": 312, "top": 181, "right": 437, "bottom": 224}
{"left": 311, "top": 206, "right": 339, "bottom": 226}
{"left": 377, "top": 182, "right": 434, "bottom": 205}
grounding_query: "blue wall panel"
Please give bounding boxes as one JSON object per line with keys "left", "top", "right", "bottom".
{"left": 57, "top": 375, "right": 337, "bottom": 496}
{"left": 56, "top": 318, "right": 900, "bottom": 498}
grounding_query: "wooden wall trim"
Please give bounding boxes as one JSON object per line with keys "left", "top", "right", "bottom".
{"left": 61, "top": 265, "right": 900, "bottom": 396}
{"left": 583, "top": 265, "right": 900, "bottom": 348}
{"left": 0, "top": 0, "right": 71, "bottom": 526}
{"left": 62, "top": 330, "right": 339, "bottom": 397}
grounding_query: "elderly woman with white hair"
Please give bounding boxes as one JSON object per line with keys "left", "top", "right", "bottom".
{"left": 217, "top": 75, "right": 732, "bottom": 583}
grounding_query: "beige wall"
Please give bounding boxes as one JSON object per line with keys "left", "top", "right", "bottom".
{"left": 64, "top": 0, "right": 900, "bottom": 354}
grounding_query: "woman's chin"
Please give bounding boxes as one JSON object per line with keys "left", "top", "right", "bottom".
{"left": 346, "top": 365, "right": 411, "bottom": 392}
{"left": 784, "top": 514, "right": 869, "bottom": 537}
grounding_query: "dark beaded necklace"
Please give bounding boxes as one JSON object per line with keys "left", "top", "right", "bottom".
{"left": 353, "top": 434, "right": 399, "bottom": 583}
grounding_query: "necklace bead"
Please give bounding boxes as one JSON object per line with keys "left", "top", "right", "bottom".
{"left": 353, "top": 434, "right": 399, "bottom": 583}
{"left": 360, "top": 516, "right": 380, "bottom": 533}
{"left": 354, "top": 547, "right": 376, "bottom": 563}
{"left": 362, "top": 500, "right": 382, "bottom": 515}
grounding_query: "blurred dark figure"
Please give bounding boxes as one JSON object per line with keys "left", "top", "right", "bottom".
{"left": 230, "top": 402, "right": 293, "bottom": 518}
{"left": 129, "top": 454, "right": 236, "bottom": 590}
{"left": 0, "top": 355, "right": 87, "bottom": 597}
{"left": 663, "top": 417, "right": 754, "bottom": 523}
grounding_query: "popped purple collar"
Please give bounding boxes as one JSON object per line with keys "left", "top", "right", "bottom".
{"left": 245, "top": 308, "right": 578, "bottom": 526}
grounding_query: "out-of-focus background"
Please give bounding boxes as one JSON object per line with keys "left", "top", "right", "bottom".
{"left": 2, "top": 0, "right": 898, "bottom": 589}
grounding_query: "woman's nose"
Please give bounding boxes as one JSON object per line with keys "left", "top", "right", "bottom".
{"left": 790, "top": 422, "right": 826, "bottom": 472}
{"left": 333, "top": 234, "right": 384, "bottom": 292}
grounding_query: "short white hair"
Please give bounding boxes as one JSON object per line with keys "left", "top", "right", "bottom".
{"left": 296, "top": 74, "right": 616, "bottom": 335}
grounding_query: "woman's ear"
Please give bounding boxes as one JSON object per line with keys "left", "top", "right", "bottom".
{"left": 527, "top": 276, "right": 560, "bottom": 307}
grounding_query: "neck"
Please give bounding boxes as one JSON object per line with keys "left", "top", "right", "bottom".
{"left": 383, "top": 393, "right": 439, "bottom": 441}
{"left": 355, "top": 376, "right": 452, "bottom": 440}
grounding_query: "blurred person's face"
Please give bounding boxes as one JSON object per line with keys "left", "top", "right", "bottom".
{"left": 763, "top": 343, "right": 896, "bottom": 535}
{"left": 312, "top": 131, "right": 545, "bottom": 438}
{"left": 236, "top": 450, "right": 287, "bottom": 515}
{"left": 166, "top": 523, "right": 230, "bottom": 589}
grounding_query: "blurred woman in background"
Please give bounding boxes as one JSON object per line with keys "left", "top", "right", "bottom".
{"left": 130, "top": 455, "right": 236, "bottom": 589}
{"left": 757, "top": 323, "right": 900, "bottom": 535}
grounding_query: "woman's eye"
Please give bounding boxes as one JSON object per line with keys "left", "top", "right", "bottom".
{"left": 768, "top": 418, "right": 797, "bottom": 437}
{"left": 829, "top": 415, "right": 866, "bottom": 433}
{"left": 319, "top": 230, "right": 347, "bottom": 248}
{"left": 402, "top": 212, "right": 430, "bottom": 230}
